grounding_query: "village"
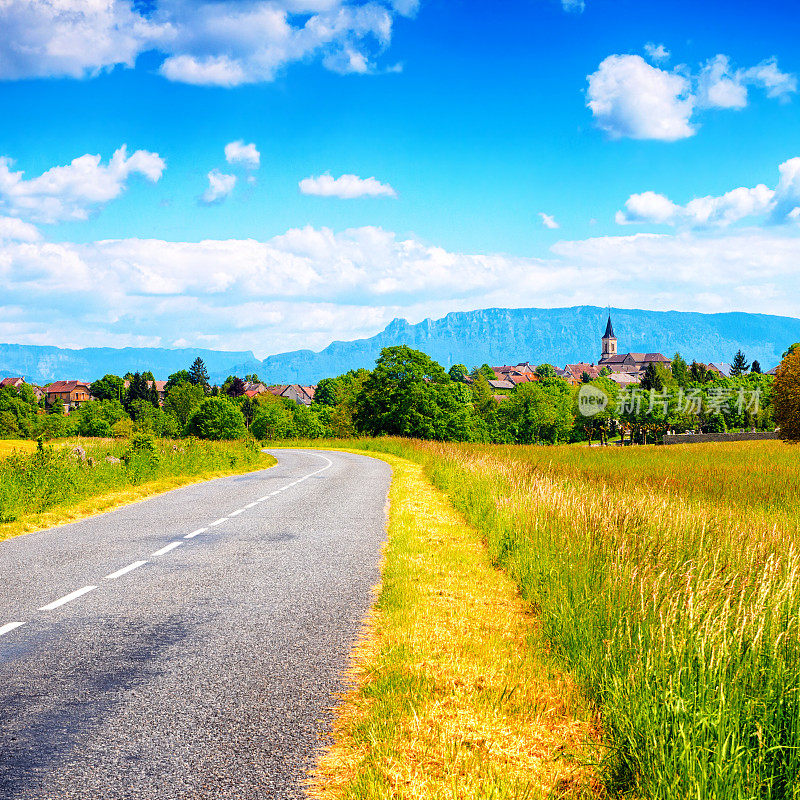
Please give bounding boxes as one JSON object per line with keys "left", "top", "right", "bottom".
{"left": 0, "top": 316, "right": 762, "bottom": 415}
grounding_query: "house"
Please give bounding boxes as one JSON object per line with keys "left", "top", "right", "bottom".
{"left": 488, "top": 379, "right": 515, "bottom": 392}
{"left": 563, "top": 363, "right": 604, "bottom": 384}
{"left": 706, "top": 363, "right": 732, "bottom": 378}
{"left": 45, "top": 381, "right": 93, "bottom": 412}
{"left": 606, "top": 371, "right": 640, "bottom": 388}
{"left": 268, "top": 385, "right": 317, "bottom": 406}
{"left": 598, "top": 315, "right": 672, "bottom": 375}
{"left": 243, "top": 382, "right": 267, "bottom": 394}
{"left": 0, "top": 377, "right": 25, "bottom": 390}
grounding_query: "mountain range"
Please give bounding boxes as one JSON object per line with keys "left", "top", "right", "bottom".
{"left": 2, "top": 306, "right": 799, "bottom": 386}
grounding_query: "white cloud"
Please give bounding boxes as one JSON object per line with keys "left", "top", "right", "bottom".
{"left": 0, "top": 146, "right": 165, "bottom": 223}
{"left": 561, "top": 0, "right": 585, "bottom": 12}
{"left": 0, "top": 217, "right": 41, "bottom": 242}
{"left": 0, "top": 0, "right": 413, "bottom": 86}
{"left": 539, "top": 212, "right": 559, "bottom": 229}
{"left": 644, "top": 43, "right": 670, "bottom": 63}
{"left": 224, "top": 141, "right": 261, "bottom": 169}
{"left": 299, "top": 173, "right": 397, "bottom": 198}
{"left": 4, "top": 225, "right": 800, "bottom": 356}
{"left": 587, "top": 51, "right": 796, "bottom": 140}
{"left": 617, "top": 157, "right": 800, "bottom": 228}
{"left": 201, "top": 170, "right": 237, "bottom": 204}
{"left": 587, "top": 55, "right": 695, "bottom": 141}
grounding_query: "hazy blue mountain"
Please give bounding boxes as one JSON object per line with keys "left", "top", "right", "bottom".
{"left": 0, "top": 344, "right": 262, "bottom": 385}
{"left": 256, "top": 306, "right": 800, "bottom": 383}
{"left": 2, "top": 306, "right": 798, "bottom": 386}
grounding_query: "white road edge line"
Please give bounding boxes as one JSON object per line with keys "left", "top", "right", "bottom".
{"left": 185, "top": 528, "right": 207, "bottom": 539}
{"left": 244, "top": 502, "right": 258, "bottom": 509}
{"left": 0, "top": 621, "right": 25, "bottom": 637}
{"left": 104, "top": 561, "right": 148, "bottom": 580}
{"left": 39, "top": 585, "right": 97, "bottom": 611}
{"left": 229, "top": 509, "right": 245, "bottom": 517}
{"left": 151, "top": 542, "right": 182, "bottom": 557}
{"left": 210, "top": 518, "right": 228, "bottom": 527}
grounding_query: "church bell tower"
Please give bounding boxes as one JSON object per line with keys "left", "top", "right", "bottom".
{"left": 601, "top": 314, "right": 617, "bottom": 361}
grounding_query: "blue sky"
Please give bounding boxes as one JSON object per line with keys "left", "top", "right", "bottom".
{"left": 1, "top": 0, "right": 799, "bottom": 356}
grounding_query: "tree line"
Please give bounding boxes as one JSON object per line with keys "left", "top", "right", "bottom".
{"left": 1, "top": 346, "right": 799, "bottom": 444}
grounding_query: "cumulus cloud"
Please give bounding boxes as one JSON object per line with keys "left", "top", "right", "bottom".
{"left": 299, "top": 173, "right": 397, "bottom": 198}
{"left": 0, "top": 0, "right": 415, "bottom": 86}
{"left": 0, "top": 146, "right": 164, "bottom": 223}
{"left": 201, "top": 170, "right": 237, "bottom": 204}
{"left": 561, "top": 0, "right": 585, "bottom": 12}
{"left": 3, "top": 225, "right": 800, "bottom": 355}
{"left": 587, "top": 51, "right": 796, "bottom": 140}
{"left": 539, "top": 212, "right": 559, "bottom": 229}
{"left": 224, "top": 141, "right": 260, "bottom": 169}
{"left": 0, "top": 216, "right": 41, "bottom": 242}
{"left": 616, "top": 157, "right": 800, "bottom": 227}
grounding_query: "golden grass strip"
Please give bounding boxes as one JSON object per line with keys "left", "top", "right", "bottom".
{"left": 308, "top": 452, "right": 599, "bottom": 799}
{"left": 0, "top": 453, "right": 276, "bottom": 544}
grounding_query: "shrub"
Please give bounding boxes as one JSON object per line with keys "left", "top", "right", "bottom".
{"left": 184, "top": 397, "right": 247, "bottom": 440}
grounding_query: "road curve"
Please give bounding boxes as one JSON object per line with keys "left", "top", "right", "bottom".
{"left": 0, "top": 449, "right": 390, "bottom": 799}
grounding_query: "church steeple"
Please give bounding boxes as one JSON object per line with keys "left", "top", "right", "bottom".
{"left": 601, "top": 313, "right": 617, "bottom": 360}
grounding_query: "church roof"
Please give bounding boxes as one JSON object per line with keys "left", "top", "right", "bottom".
{"left": 602, "top": 315, "right": 616, "bottom": 339}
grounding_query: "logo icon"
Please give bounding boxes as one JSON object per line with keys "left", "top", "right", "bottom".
{"left": 578, "top": 384, "right": 609, "bottom": 417}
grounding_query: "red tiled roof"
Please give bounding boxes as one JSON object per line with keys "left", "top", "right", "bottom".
{"left": 46, "top": 380, "right": 91, "bottom": 393}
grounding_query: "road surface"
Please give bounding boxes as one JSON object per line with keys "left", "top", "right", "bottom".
{"left": 0, "top": 449, "right": 391, "bottom": 799}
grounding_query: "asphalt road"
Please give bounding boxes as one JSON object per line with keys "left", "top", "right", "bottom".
{"left": 0, "top": 449, "right": 391, "bottom": 800}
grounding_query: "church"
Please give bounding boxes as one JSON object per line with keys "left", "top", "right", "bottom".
{"left": 598, "top": 315, "right": 672, "bottom": 376}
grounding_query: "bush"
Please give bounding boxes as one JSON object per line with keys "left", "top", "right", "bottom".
{"left": 184, "top": 397, "right": 247, "bottom": 440}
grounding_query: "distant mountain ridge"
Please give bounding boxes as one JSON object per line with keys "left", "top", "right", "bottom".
{"left": 256, "top": 306, "right": 800, "bottom": 384}
{"left": 2, "top": 306, "right": 799, "bottom": 385}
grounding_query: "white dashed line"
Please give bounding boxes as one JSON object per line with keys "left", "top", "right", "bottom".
{"left": 229, "top": 509, "right": 245, "bottom": 517}
{"left": 39, "top": 585, "right": 97, "bottom": 611}
{"left": 151, "top": 542, "right": 182, "bottom": 557}
{"left": 185, "top": 528, "right": 207, "bottom": 539}
{"left": 104, "top": 561, "right": 148, "bottom": 580}
{"left": 210, "top": 517, "right": 228, "bottom": 527}
{"left": 244, "top": 502, "right": 258, "bottom": 509}
{"left": 0, "top": 621, "right": 25, "bottom": 637}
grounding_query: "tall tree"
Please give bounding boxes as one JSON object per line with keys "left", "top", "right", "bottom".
{"left": 165, "top": 370, "right": 192, "bottom": 391}
{"left": 731, "top": 350, "right": 750, "bottom": 376}
{"left": 189, "top": 357, "right": 210, "bottom": 392}
{"left": 671, "top": 353, "right": 689, "bottom": 386}
{"left": 640, "top": 363, "right": 664, "bottom": 391}
{"left": 448, "top": 364, "right": 468, "bottom": 382}
{"left": 226, "top": 377, "right": 246, "bottom": 397}
{"left": 535, "top": 363, "right": 556, "bottom": 379}
{"left": 90, "top": 374, "right": 125, "bottom": 402}
{"left": 751, "top": 360, "right": 762, "bottom": 374}
{"left": 774, "top": 347, "right": 800, "bottom": 440}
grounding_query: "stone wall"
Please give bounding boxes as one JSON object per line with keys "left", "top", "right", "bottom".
{"left": 663, "top": 431, "right": 781, "bottom": 445}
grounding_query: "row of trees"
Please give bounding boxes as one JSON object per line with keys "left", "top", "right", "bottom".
{"left": 2, "top": 345, "right": 798, "bottom": 444}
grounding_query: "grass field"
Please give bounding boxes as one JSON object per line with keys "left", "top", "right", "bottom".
{"left": 291, "top": 438, "right": 800, "bottom": 799}
{"left": 0, "top": 437, "right": 275, "bottom": 541}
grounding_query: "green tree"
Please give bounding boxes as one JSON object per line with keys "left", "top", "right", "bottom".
{"left": 535, "top": 363, "right": 556, "bottom": 379}
{"left": 163, "top": 382, "right": 205, "bottom": 426}
{"left": 355, "top": 346, "right": 475, "bottom": 440}
{"left": 580, "top": 371, "right": 592, "bottom": 383}
{"left": 225, "top": 376, "right": 246, "bottom": 397}
{"left": 165, "top": 370, "right": 192, "bottom": 392}
{"left": 314, "top": 377, "right": 340, "bottom": 406}
{"left": 689, "top": 361, "right": 712, "bottom": 383}
{"left": 448, "top": 364, "right": 468, "bottom": 382}
{"left": 251, "top": 398, "right": 294, "bottom": 440}
{"left": 731, "top": 350, "right": 750, "bottom": 376}
{"left": 751, "top": 360, "right": 762, "bottom": 374}
{"left": 501, "top": 379, "right": 574, "bottom": 444}
{"left": 640, "top": 363, "right": 664, "bottom": 391}
{"left": 244, "top": 374, "right": 260, "bottom": 384}
{"left": 470, "top": 364, "right": 496, "bottom": 381}
{"left": 185, "top": 397, "right": 247, "bottom": 440}
{"left": 189, "top": 357, "right": 211, "bottom": 393}
{"left": 774, "top": 346, "right": 800, "bottom": 440}
{"left": 671, "top": 353, "right": 689, "bottom": 386}
{"left": 90, "top": 374, "right": 126, "bottom": 403}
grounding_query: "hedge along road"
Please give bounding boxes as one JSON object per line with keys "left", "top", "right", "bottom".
{"left": 0, "top": 449, "right": 390, "bottom": 800}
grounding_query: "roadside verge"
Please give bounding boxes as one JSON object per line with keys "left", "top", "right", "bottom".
{"left": 308, "top": 451, "right": 598, "bottom": 798}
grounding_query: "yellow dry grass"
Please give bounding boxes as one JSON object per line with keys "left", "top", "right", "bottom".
{"left": 309, "top": 452, "right": 599, "bottom": 799}
{"left": 0, "top": 439, "right": 36, "bottom": 458}
{"left": 0, "top": 455, "right": 277, "bottom": 543}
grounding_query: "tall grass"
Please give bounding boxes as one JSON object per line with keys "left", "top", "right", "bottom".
{"left": 0, "top": 437, "right": 268, "bottom": 526}
{"left": 311, "top": 438, "right": 800, "bottom": 799}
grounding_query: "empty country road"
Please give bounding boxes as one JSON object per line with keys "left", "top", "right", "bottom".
{"left": 0, "top": 449, "right": 391, "bottom": 800}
